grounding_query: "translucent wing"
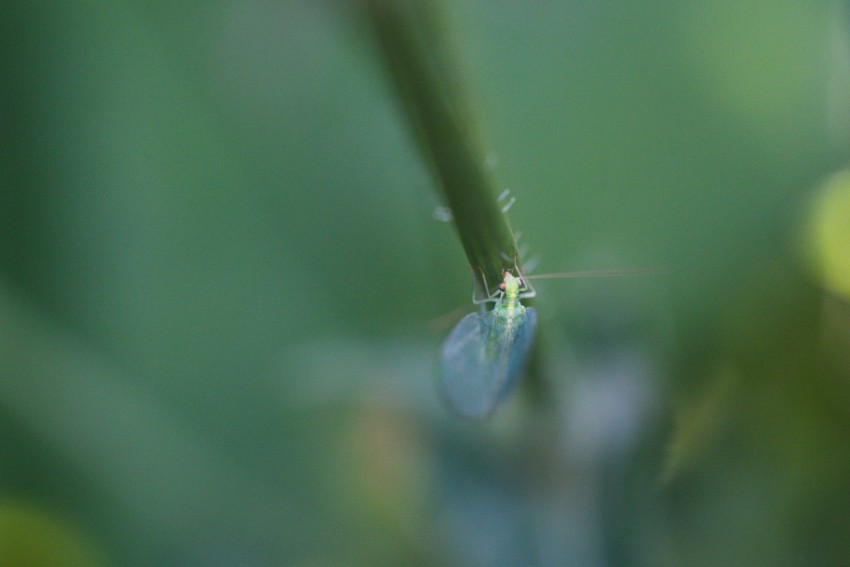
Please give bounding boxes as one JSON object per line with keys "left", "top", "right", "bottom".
{"left": 439, "top": 307, "right": 538, "bottom": 418}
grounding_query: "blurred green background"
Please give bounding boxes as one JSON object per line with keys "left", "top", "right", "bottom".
{"left": 2, "top": 1, "right": 850, "bottom": 565}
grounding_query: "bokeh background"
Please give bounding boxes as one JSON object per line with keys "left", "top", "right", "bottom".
{"left": 3, "top": 1, "right": 850, "bottom": 565}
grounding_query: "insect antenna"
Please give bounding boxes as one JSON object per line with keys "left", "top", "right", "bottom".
{"left": 525, "top": 267, "right": 667, "bottom": 280}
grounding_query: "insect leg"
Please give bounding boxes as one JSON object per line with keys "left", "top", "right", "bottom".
{"left": 471, "top": 265, "right": 503, "bottom": 305}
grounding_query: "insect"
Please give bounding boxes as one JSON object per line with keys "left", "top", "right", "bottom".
{"left": 439, "top": 268, "right": 538, "bottom": 419}
{"left": 438, "top": 265, "right": 659, "bottom": 418}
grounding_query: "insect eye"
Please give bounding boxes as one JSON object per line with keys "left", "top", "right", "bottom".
{"left": 499, "top": 282, "right": 506, "bottom": 291}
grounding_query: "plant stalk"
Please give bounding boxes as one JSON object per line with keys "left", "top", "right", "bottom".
{"left": 364, "top": 0, "right": 518, "bottom": 293}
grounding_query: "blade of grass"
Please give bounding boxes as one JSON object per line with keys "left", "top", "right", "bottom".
{"left": 364, "top": 0, "right": 518, "bottom": 292}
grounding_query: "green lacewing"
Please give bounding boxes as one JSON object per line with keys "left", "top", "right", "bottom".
{"left": 439, "top": 270, "right": 537, "bottom": 418}
{"left": 439, "top": 266, "right": 658, "bottom": 419}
